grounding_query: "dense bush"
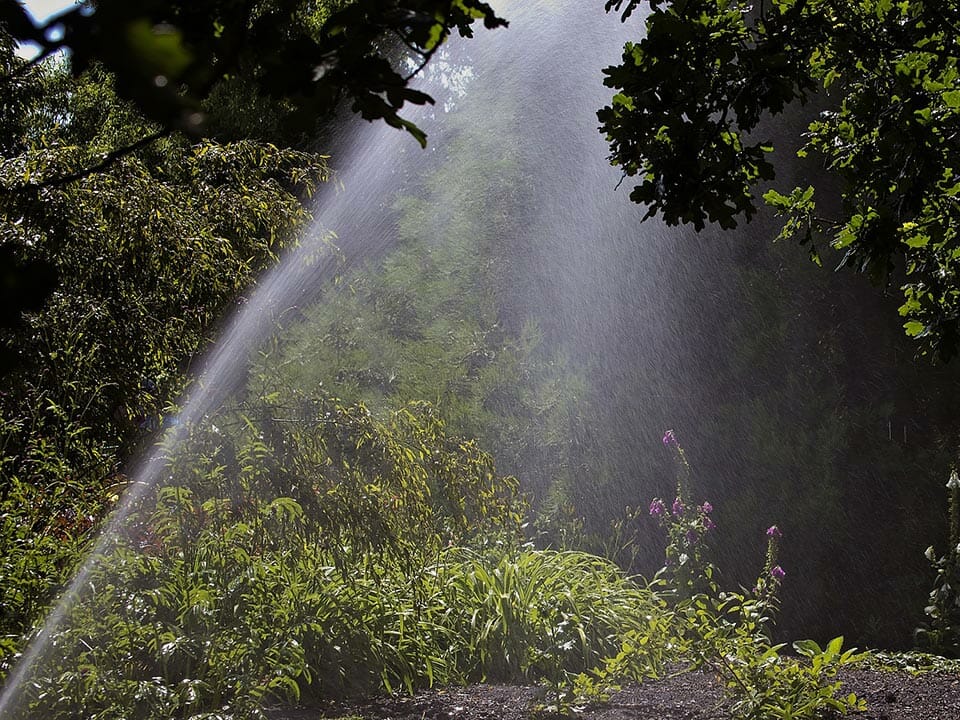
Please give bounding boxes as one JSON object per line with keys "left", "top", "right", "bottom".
{"left": 0, "top": 36, "right": 329, "bottom": 666}
{"left": 6, "top": 395, "right": 665, "bottom": 718}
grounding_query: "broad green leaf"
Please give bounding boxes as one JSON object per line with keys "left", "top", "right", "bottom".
{"left": 826, "top": 635, "right": 844, "bottom": 656}
{"left": 612, "top": 93, "right": 635, "bottom": 110}
{"left": 943, "top": 90, "right": 960, "bottom": 108}
{"left": 903, "top": 234, "right": 930, "bottom": 248}
{"left": 792, "top": 638, "right": 821, "bottom": 657}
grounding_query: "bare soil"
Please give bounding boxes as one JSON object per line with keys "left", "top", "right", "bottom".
{"left": 265, "top": 667, "right": 960, "bottom": 720}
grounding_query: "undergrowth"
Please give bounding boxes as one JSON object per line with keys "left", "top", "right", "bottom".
{"left": 0, "top": 402, "right": 661, "bottom": 719}
{"left": 2, "top": 423, "right": 883, "bottom": 719}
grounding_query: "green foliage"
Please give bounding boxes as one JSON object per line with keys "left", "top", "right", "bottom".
{"left": 863, "top": 649, "right": 960, "bottom": 675}
{"left": 0, "top": 0, "right": 507, "bottom": 372}
{"left": 601, "top": 0, "right": 960, "bottom": 359}
{"left": 18, "top": 541, "right": 664, "bottom": 718}
{"left": 7, "top": 383, "right": 529, "bottom": 716}
{"left": 0, "top": 46, "right": 329, "bottom": 667}
{"left": 665, "top": 490, "right": 863, "bottom": 720}
{"left": 434, "top": 547, "right": 658, "bottom": 687}
{"left": 916, "top": 468, "right": 960, "bottom": 657}
{"left": 9, "top": 399, "right": 668, "bottom": 719}
{"left": 157, "top": 391, "right": 525, "bottom": 560}
{"left": 4, "top": 334, "right": 891, "bottom": 720}
{"left": 1, "top": 0, "right": 507, "bottom": 147}
{"left": 0, "top": 474, "right": 97, "bottom": 664}
{"left": 721, "top": 630, "right": 864, "bottom": 719}
{"left": 599, "top": 1, "right": 791, "bottom": 230}
{"left": 0, "top": 33, "right": 57, "bottom": 371}
{"left": 679, "top": 593, "right": 865, "bottom": 720}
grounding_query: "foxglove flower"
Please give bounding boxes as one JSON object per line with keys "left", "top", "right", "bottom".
{"left": 672, "top": 497, "right": 685, "bottom": 516}
{"left": 649, "top": 498, "right": 666, "bottom": 517}
{"left": 770, "top": 565, "right": 786, "bottom": 580}
{"left": 947, "top": 469, "right": 960, "bottom": 490}
{"left": 766, "top": 525, "right": 782, "bottom": 538}
{"left": 662, "top": 429, "right": 677, "bottom": 447}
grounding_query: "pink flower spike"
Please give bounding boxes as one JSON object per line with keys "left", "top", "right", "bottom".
{"left": 770, "top": 565, "right": 786, "bottom": 580}
{"left": 766, "top": 525, "right": 782, "bottom": 538}
{"left": 672, "top": 497, "right": 684, "bottom": 516}
{"left": 649, "top": 498, "right": 666, "bottom": 517}
{"left": 700, "top": 501, "right": 713, "bottom": 514}
{"left": 662, "top": 429, "right": 677, "bottom": 447}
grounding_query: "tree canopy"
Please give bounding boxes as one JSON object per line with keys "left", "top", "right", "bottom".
{"left": 600, "top": 0, "right": 960, "bottom": 360}
{"left": 2, "top": 0, "right": 506, "bottom": 146}
{"left": 0, "top": 0, "right": 507, "bottom": 368}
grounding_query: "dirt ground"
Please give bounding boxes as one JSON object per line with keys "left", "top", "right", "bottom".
{"left": 266, "top": 667, "right": 960, "bottom": 720}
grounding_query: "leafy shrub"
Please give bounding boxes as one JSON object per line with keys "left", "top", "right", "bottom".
{"left": 0, "top": 52, "right": 329, "bottom": 677}
{"left": 679, "top": 595, "right": 865, "bottom": 720}
{"left": 0, "top": 471, "right": 105, "bottom": 677}
{"left": 12, "top": 528, "right": 664, "bottom": 717}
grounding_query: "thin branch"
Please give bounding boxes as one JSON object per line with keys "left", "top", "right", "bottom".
{"left": 391, "top": 27, "right": 428, "bottom": 60}
{"left": 699, "top": 646, "right": 754, "bottom": 701}
{"left": 42, "top": 129, "right": 171, "bottom": 188}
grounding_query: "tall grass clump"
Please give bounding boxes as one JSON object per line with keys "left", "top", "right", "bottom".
{"left": 434, "top": 547, "right": 668, "bottom": 686}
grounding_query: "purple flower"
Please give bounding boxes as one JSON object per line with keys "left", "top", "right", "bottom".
{"left": 649, "top": 498, "right": 666, "bottom": 517}
{"left": 662, "top": 429, "right": 677, "bottom": 447}
{"left": 700, "top": 501, "right": 713, "bottom": 514}
{"left": 766, "top": 525, "right": 782, "bottom": 539}
{"left": 672, "top": 497, "right": 685, "bottom": 516}
{"left": 685, "top": 528, "right": 699, "bottom": 545}
{"left": 770, "top": 565, "right": 786, "bottom": 580}
{"left": 704, "top": 516, "right": 716, "bottom": 531}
